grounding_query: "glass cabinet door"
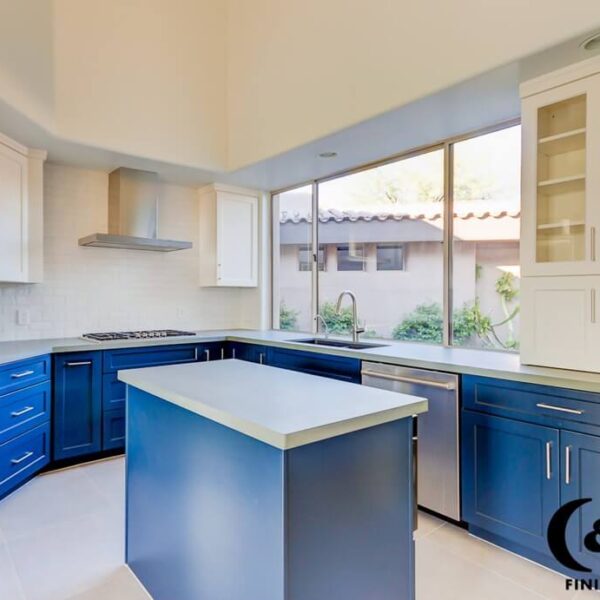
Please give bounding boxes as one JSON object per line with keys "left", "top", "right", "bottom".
{"left": 522, "top": 73, "right": 600, "bottom": 276}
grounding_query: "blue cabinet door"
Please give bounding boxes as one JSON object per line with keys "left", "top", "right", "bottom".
{"left": 103, "top": 408, "right": 125, "bottom": 451}
{"left": 53, "top": 352, "right": 102, "bottom": 460}
{"left": 228, "top": 342, "right": 268, "bottom": 364}
{"left": 462, "top": 410, "right": 560, "bottom": 554}
{"left": 561, "top": 431, "right": 600, "bottom": 576}
{"left": 267, "top": 347, "right": 361, "bottom": 383}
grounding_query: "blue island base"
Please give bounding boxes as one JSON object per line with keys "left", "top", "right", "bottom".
{"left": 126, "top": 388, "right": 415, "bottom": 600}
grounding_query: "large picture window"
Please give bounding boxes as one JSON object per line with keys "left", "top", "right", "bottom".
{"left": 272, "top": 123, "right": 521, "bottom": 351}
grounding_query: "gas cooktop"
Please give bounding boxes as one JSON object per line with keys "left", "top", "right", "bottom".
{"left": 82, "top": 330, "right": 197, "bottom": 342}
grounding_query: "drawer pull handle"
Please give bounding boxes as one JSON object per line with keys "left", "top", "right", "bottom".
{"left": 259, "top": 352, "right": 265, "bottom": 365}
{"left": 232, "top": 348, "right": 236, "bottom": 359}
{"left": 545, "top": 441, "right": 553, "bottom": 480}
{"left": 11, "top": 451, "right": 34, "bottom": 465}
{"left": 565, "top": 445, "right": 572, "bottom": 485}
{"left": 11, "top": 370, "right": 34, "bottom": 379}
{"left": 221, "top": 347, "right": 225, "bottom": 360}
{"left": 204, "top": 349, "right": 210, "bottom": 361}
{"left": 11, "top": 406, "right": 35, "bottom": 417}
{"left": 536, "top": 403, "right": 584, "bottom": 415}
{"left": 65, "top": 361, "right": 92, "bottom": 367}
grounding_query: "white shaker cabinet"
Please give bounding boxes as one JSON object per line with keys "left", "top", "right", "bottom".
{"left": 520, "top": 276, "right": 600, "bottom": 372}
{"left": 198, "top": 184, "right": 259, "bottom": 287}
{"left": 521, "top": 60, "right": 600, "bottom": 277}
{"left": 520, "top": 57, "right": 600, "bottom": 371}
{"left": 0, "top": 133, "right": 46, "bottom": 283}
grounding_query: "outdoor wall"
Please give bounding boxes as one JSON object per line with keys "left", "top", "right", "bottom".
{"left": 278, "top": 240, "right": 519, "bottom": 345}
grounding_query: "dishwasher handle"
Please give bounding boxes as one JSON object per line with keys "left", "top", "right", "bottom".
{"left": 361, "top": 369, "right": 456, "bottom": 391}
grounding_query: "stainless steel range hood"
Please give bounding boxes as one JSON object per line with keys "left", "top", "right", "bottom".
{"left": 78, "top": 168, "right": 192, "bottom": 252}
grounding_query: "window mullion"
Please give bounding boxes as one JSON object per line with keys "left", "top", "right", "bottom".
{"left": 443, "top": 142, "right": 454, "bottom": 347}
{"left": 311, "top": 181, "right": 319, "bottom": 334}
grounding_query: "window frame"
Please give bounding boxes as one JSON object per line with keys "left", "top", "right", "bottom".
{"left": 336, "top": 244, "right": 366, "bottom": 272}
{"left": 270, "top": 117, "right": 521, "bottom": 350}
{"left": 376, "top": 243, "right": 406, "bottom": 271}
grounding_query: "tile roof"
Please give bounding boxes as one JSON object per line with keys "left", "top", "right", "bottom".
{"left": 280, "top": 200, "right": 520, "bottom": 224}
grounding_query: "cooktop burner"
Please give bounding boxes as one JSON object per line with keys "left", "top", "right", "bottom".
{"left": 82, "top": 330, "right": 197, "bottom": 342}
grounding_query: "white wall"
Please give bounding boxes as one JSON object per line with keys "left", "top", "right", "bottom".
{"left": 226, "top": 0, "right": 600, "bottom": 169}
{"left": 0, "top": 164, "right": 257, "bottom": 341}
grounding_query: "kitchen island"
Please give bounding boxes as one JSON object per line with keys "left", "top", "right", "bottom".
{"left": 119, "top": 359, "right": 427, "bottom": 600}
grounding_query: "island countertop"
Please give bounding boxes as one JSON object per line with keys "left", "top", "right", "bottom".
{"left": 118, "top": 359, "right": 427, "bottom": 449}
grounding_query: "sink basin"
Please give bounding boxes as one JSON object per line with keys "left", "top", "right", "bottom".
{"left": 291, "top": 338, "right": 389, "bottom": 350}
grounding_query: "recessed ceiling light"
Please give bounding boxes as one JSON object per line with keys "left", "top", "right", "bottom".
{"left": 318, "top": 151, "right": 338, "bottom": 158}
{"left": 580, "top": 32, "right": 600, "bottom": 52}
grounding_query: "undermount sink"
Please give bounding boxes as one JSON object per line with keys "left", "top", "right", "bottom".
{"left": 291, "top": 338, "right": 389, "bottom": 350}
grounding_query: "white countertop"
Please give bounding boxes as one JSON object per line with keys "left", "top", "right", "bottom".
{"left": 118, "top": 359, "right": 428, "bottom": 450}
{"left": 1, "top": 329, "right": 600, "bottom": 393}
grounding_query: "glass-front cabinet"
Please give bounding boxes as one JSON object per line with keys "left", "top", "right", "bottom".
{"left": 521, "top": 73, "right": 600, "bottom": 276}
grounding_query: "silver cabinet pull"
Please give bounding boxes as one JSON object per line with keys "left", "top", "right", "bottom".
{"left": 536, "top": 403, "right": 584, "bottom": 415}
{"left": 232, "top": 348, "right": 236, "bottom": 359}
{"left": 592, "top": 289, "right": 597, "bottom": 324}
{"left": 220, "top": 347, "right": 225, "bottom": 360}
{"left": 259, "top": 353, "right": 265, "bottom": 365}
{"left": 194, "top": 347, "right": 198, "bottom": 361}
{"left": 65, "top": 361, "right": 92, "bottom": 367}
{"left": 592, "top": 226, "right": 597, "bottom": 261}
{"left": 11, "top": 370, "right": 34, "bottom": 379}
{"left": 11, "top": 451, "right": 33, "bottom": 465}
{"left": 361, "top": 370, "right": 456, "bottom": 390}
{"left": 204, "top": 349, "right": 210, "bottom": 361}
{"left": 545, "top": 441, "right": 553, "bottom": 480}
{"left": 11, "top": 406, "right": 35, "bottom": 417}
{"left": 565, "top": 445, "right": 572, "bottom": 485}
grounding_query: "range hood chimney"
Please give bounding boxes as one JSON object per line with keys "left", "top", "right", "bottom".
{"left": 78, "top": 168, "right": 192, "bottom": 252}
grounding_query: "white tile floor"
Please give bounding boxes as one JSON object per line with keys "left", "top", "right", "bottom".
{"left": 0, "top": 457, "right": 595, "bottom": 600}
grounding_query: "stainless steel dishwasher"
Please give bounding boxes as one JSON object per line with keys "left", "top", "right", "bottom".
{"left": 361, "top": 361, "right": 460, "bottom": 521}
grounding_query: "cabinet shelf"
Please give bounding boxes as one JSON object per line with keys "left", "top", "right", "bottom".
{"left": 537, "top": 220, "right": 585, "bottom": 231}
{"left": 538, "top": 174, "right": 585, "bottom": 189}
{"left": 538, "top": 128, "right": 586, "bottom": 156}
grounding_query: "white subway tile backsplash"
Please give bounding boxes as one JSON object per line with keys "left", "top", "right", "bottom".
{"left": 0, "top": 164, "right": 258, "bottom": 341}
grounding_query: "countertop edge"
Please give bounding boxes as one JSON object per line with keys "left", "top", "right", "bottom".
{"left": 1, "top": 330, "right": 600, "bottom": 393}
{"left": 118, "top": 369, "right": 427, "bottom": 450}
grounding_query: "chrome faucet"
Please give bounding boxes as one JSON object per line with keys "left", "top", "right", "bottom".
{"left": 335, "top": 290, "right": 364, "bottom": 343}
{"left": 315, "top": 314, "right": 330, "bottom": 338}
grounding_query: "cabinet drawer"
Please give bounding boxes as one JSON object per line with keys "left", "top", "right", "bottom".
{"left": 463, "top": 376, "right": 600, "bottom": 428}
{"left": 0, "top": 382, "right": 50, "bottom": 444}
{"left": 103, "top": 408, "right": 125, "bottom": 451}
{"left": 0, "top": 422, "right": 50, "bottom": 497}
{"left": 0, "top": 355, "right": 50, "bottom": 395}
{"left": 103, "top": 374, "right": 126, "bottom": 410}
{"left": 267, "top": 347, "right": 361, "bottom": 383}
{"left": 103, "top": 344, "right": 200, "bottom": 373}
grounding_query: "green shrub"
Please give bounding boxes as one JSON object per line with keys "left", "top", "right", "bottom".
{"left": 279, "top": 303, "right": 299, "bottom": 330}
{"left": 392, "top": 303, "right": 443, "bottom": 343}
{"left": 319, "top": 301, "right": 355, "bottom": 334}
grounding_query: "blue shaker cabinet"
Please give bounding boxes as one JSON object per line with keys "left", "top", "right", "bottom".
{"left": 53, "top": 352, "right": 102, "bottom": 460}
{"left": 560, "top": 431, "right": 600, "bottom": 576}
{"left": 462, "top": 410, "right": 560, "bottom": 555}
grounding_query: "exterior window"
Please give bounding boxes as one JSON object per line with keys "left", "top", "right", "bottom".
{"left": 272, "top": 121, "right": 521, "bottom": 352}
{"left": 451, "top": 125, "right": 521, "bottom": 351}
{"left": 298, "top": 245, "right": 325, "bottom": 271}
{"left": 377, "top": 244, "right": 405, "bottom": 271}
{"left": 336, "top": 244, "right": 365, "bottom": 271}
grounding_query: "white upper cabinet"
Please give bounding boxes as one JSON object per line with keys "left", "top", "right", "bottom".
{"left": 198, "top": 184, "right": 259, "bottom": 287}
{"left": 521, "top": 60, "right": 600, "bottom": 277}
{"left": 0, "top": 133, "right": 46, "bottom": 283}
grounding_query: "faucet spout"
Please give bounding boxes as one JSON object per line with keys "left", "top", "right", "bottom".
{"left": 335, "top": 290, "right": 365, "bottom": 344}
